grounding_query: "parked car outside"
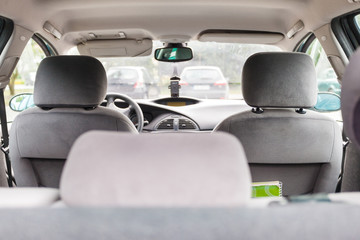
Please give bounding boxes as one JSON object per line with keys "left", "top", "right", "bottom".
{"left": 179, "top": 66, "right": 229, "bottom": 99}
{"left": 317, "top": 68, "right": 341, "bottom": 95}
{"left": 107, "top": 67, "right": 160, "bottom": 99}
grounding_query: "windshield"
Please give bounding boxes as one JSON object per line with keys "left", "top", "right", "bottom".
{"left": 108, "top": 68, "right": 140, "bottom": 84}
{"left": 181, "top": 68, "right": 222, "bottom": 83}
{"left": 71, "top": 41, "right": 281, "bottom": 100}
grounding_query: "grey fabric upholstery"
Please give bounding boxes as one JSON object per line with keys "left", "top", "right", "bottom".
{"left": 341, "top": 143, "right": 360, "bottom": 192}
{"left": 0, "top": 150, "right": 9, "bottom": 187}
{"left": 215, "top": 109, "right": 342, "bottom": 195}
{"left": 0, "top": 188, "right": 59, "bottom": 207}
{"left": 10, "top": 107, "right": 136, "bottom": 187}
{"left": 10, "top": 56, "right": 137, "bottom": 187}
{"left": 341, "top": 49, "right": 360, "bottom": 192}
{"left": 242, "top": 52, "right": 317, "bottom": 108}
{"left": 329, "top": 192, "right": 360, "bottom": 204}
{"left": 215, "top": 52, "right": 342, "bottom": 195}
{"left": 61, "top": 131, "right": 251, "bottom": 207}
{"left": 0, "top": 203, "right": 360, "bottom": 239}
{"left": 342, "top": 49, "right": 360, "bottom": 150}
{"left": 34, "top": 56, "right": 107, "bottom": 108}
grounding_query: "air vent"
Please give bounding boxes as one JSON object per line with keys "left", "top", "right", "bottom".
{"left": 179, "top": 119, "right": 196, "bottom": 130}
{"left": 157, "top": 119, "right": 174, "bottom": 130}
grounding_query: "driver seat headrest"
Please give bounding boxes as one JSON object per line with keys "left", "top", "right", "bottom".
{"left": 34, "top": 56, "right": 107, "bottom": 108}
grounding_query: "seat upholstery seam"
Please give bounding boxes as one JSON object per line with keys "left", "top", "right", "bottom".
{"left": 313, "top": 122, "right": 337, "bottom": 192}
{"left": 228, "top": 118, "right": 231, "bottom": 133}
{"left": 18, "top": 110, "right": 127, "bottom": 118}
{"left": 14, "top": 119, "right": 23, "bottom": 158}
{"left": 328, "top": 122, "right": 336, "bottom": 163}
{"left": 229, "top": 115, "right": 337, "bottom": 123}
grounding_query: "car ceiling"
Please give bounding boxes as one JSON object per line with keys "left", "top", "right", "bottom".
{"left": 0, "top": 0, "right": 359, "bottom": 53}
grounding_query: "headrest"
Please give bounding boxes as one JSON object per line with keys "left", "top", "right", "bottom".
{"left": 342, "top": 49, "right": 360, "bottom": 150}
{"left": 242, "top": 52, "right": 317, "bottom": 108}
{"left": 60, "top": 131, "right": 251, "bottom": 207}
{"left": 34, "top": 56, "right": 107, "bottom": 108}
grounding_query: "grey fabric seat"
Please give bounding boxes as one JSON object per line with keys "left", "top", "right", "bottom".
{"left": 0, "top": 188, "right": 59, "bottom": 207}
{"left": 341, "top": 48, "right": 360, "bottom": 192}
{"left": 60, "top": 131, "right": 252, "bottom": 207}
{"left": 214, "top": 52, "right": 342, "bottom": 196}
{"left": 10, "top": 56, "right": 137, "bottom": 188}
{"left": 342, "top": 48, "right": 360, "bottom": 152}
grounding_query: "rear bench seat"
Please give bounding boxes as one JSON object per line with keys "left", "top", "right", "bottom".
{"left": 0, "top": 131, "right": 359, "bottom": 239}
{"left": 0, "top": 188, "right": 59, "bottom": 207}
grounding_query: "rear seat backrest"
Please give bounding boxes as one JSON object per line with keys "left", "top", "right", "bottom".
{"left": 60, "top": 131, "right": 252, "bottom": 207}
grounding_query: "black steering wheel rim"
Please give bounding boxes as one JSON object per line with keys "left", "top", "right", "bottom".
{"left": 105, "top": 93, "right": 144, "bottom": 132}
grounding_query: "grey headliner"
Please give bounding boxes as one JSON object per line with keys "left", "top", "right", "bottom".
{"left": 0, "top": 0, "right": 358, "bottom": 53}
{"left": 0, "top": 0, "right": 354, "bottom": 89}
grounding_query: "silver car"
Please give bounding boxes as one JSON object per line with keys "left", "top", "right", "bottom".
{"left": 107, "top": 67, "right": 159, "bottom": 99}
{"left": 179, "top": 66, "right": 229, "bottom": 99}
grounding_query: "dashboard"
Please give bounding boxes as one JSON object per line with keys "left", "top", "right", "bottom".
{"left": 104, "top": 96, "right": 341, "bottom": 133}
{"left": 124, "top": 97, "right": 251, "bottom": 132}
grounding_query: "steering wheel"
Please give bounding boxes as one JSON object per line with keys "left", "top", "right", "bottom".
{"left": 105, "top": 93, "right": 144, "bottom": 132}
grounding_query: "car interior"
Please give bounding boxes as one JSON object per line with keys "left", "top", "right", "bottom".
{"left": 1, "top": 0, "right": 360, "bottom": 238}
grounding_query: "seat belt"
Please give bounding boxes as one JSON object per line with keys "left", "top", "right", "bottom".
{"left": 0, "top": 89, "right": 15, "bottom": 187}
{"left": 336, "top": 133, "right": 350, "bottom": 192}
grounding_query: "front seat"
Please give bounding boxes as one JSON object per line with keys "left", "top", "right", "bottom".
{"left": 214, "top": 52, "right": 342, "bottom": 196}
{"left": 10, "top": 56, "right": 137, "bottom": 187}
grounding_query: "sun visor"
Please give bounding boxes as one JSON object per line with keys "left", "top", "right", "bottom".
{"left": 77, "top": 39, "right": 152, "bottom": 57}
{"left": 198, "top": 31, "right": 284, "bottom": 44}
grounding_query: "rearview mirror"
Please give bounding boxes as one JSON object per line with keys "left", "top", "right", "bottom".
{"left": 154, "top": 46, "right": 193, "bottom": 62}
{"left": 9, "top": 93, "right": 34, "bottom": 112}
{"left": 314, "top": 92, "right": 341, "bottom": 112}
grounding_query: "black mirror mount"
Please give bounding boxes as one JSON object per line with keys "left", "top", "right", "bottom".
{"left": 154, "top": 43, "right": 193, "bottom": 62}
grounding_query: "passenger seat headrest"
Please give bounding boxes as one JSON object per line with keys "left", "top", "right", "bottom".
{"left": 242, "top": 52, "right": 317, "bottom": 108}
{"left": 60, "top": 131, "right": 252, "bottom": 207}
{"left": 34, "top": 56, "right": 107, "bottom": 108}
{"left": 342, "top": 49, "right": 360, "bottom": 150}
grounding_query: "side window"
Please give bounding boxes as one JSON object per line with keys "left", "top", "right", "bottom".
{"left": 299, "top": 36, "right": 342, "bottom": 124}
{"left": 355, "top": 15, "right": 360, "bottom": 27}
{"left": 305, "top": 39, "right": 341, "bottom": 96}
{"left": 6, "top": 38, "right": 46, "bottom": 121}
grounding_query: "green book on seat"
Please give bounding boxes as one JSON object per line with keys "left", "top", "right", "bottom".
{"left": 252, "top": 181, "right": 282, "bottom": 198}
